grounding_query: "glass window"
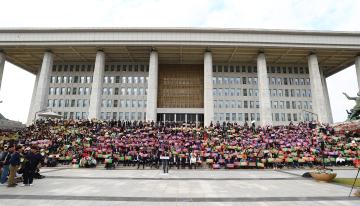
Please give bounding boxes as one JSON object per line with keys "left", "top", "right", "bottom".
{"left": 229, "top": 78, "right": 234, "bottom": 84}
{"left": 72, "top": 87, "right": 77, "bottom": 95}
{"left": 237, "top": 113, "right": 243, "bottom": 121}
{"left": 236, "top": 88, "right": 241, "bottom": 96}
{"left": 281, "top": 113, "right": 285, "bottom": 121}
{"left": 287, "top": 113, "right": 292, "bottom": 121}
{"left": 57, "top": 76, "right": 62, "bottom": 84}
{"left": 243, "top": 89, "right": 247, "bottom": 96}
{"left": 232, "top": 113, "right": 236, "bottom": 121}
{"left": 271, "top": 77, "right": 276, "bottom": 85}
{"left": 253, "top": 77, "right": 258, "bottom": 85}
{"left": 121, "top": 88, "right": 126, "bottom": 95}
{"left": 85, "top": 88, "right": 91, "bottom": 95}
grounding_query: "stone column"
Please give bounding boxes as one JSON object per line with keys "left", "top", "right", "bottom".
{"left": 320, "top": 70, "right": 333, "bottom": 123}
{"left": 355, "top": 56, "right": 360, "bottom": 91}
{"left": 88, "top": 51, "right": 105, "bottom": 120}
{"left": 0, "top": 52, "right": 5, "bottom": 91}
{"left": 31, "top": 51, "right": 54, "bottom": 121}
{"left": 146, "top": 50, "right": 158, "bottom": 122}
{"left": 204, "top": 52, "right": 214, "bottom": 127}
{"left": 26, "top": 71, "right": 40, "bottom": 125}
{"left": 308, "top": 54, "right": 328, "bottom": 123}
{"left": 257, "top": 53, "right": 272, "bottom": 126}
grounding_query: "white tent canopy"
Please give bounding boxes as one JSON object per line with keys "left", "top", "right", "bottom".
{"left": 37, "top": 111, "right": 62, "bottom": 119}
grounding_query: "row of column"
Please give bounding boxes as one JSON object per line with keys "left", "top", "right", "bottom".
{"left": 145, "top": 51, "right": 336, "bottom": 126}
{"left": 0, "top": 50, "right": 354, "bottom": 126}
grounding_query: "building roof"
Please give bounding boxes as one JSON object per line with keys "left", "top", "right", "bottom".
{"left": 0, "top": 27, "right": 359, "bottom": 76}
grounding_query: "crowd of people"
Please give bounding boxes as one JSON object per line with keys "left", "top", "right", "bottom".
{"left": 0, "top": 119, "right": 360, "bottom": 187}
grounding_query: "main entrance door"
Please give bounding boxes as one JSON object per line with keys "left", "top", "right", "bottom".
{"left": 157, "top": 113, "right": 204, "bottom": 125}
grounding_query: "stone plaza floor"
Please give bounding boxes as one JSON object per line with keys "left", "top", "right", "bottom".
{"left": 0, "top": 167, "right": 359, "bottom": 206}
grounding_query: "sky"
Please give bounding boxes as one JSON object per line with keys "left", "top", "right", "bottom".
{"left": 0, "top": 0, "right": 359, "bottom": 123}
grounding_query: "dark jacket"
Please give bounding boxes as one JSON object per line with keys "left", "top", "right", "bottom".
{"left": 1, "top": 151, "right": 12, "bottom": 166}
{"left": 10, "top": 152, "right": 21, "bottom": 166}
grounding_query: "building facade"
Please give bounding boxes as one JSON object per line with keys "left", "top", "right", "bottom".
{"left": 0, "top": 28, "right": 359, "bottom": 126}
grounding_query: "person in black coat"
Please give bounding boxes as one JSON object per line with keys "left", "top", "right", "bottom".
{"left": 21, "top": 147, "right": 38, "bottom": 186}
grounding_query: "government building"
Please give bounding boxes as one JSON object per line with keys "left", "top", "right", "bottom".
{"left": 0, "top": 28, "right": 359, "bottom": 126}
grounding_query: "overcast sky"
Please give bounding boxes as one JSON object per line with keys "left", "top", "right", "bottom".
{"left": 0, "top": 0, "right": 359, "bottom": 124}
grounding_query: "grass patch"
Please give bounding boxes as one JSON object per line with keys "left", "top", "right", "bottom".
{"left": 333, "top": 178, "right": 360, "bottom": 187}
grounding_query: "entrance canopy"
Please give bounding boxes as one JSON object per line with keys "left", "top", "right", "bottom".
{"left": 0, "top": 27, "right": 360, "bottom": 77}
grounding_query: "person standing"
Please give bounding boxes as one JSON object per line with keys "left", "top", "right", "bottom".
{"left": 22, "top": 147, "right": 37, "bottom": 186}
{"left": 7, "top": 145, "right": 22, "bottom": 187}
{"left": 0, "top": 146, "right": 12, "bottom": 184}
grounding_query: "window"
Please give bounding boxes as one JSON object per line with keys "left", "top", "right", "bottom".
{"left": 101, "top": 100, "right": 107, "bottom": 108}
{"left": 279, "top": 101, "right": 284, "bottom": 109}
{"left": 77, "top": 99, "right": 83, "bottom": 107}
{"left": 281, "top": 113, "right": 285, "bottom": 121}
{"left": 250, "top": 101, "right": 254, "bottom": 108}
{"left": 287, "top": 113, "right": 292, "bottom": 121}
{"left": 243, "top": 89, "right": 247, "bottom": 96}
{"left": 121, "top": 88, "right": 126, "bottom": 95}
{"left": 237, "top": 101, "right": 242, "bottom": 108}
{"left": 236, "top": 88, "right": 241, "bottom": 96}
{"left": 293, "top": 113, "right": 298, "bottom": 121}
{"left": 49, "top": 88, "right": 55, "bottom": 95}
{"left": 253, "top": 77, "right": 258, "bottom": 85}
{"left": 238, "top": 113, "right": 243, "bottom": 121}
{"left": 72, "top": 87, "right": 77, "bottom": 95}
{"left": 232, "top": 113, "right": 236, "bottom": 121}
{"left": 271, "top": 77, "right": 276, "bottom": 85}
{"left": 272, "top": 101, "right": 278, "bottom": 109}
{"left": 74, "top": 76, "right": 79, "bottom": 83}
{"left": 57, "top": 76, "right": 62, "bottom": 84}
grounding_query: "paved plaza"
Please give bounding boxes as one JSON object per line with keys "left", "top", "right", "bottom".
{"left": 0, "top": 168, "right": 359, "bottom": 206}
